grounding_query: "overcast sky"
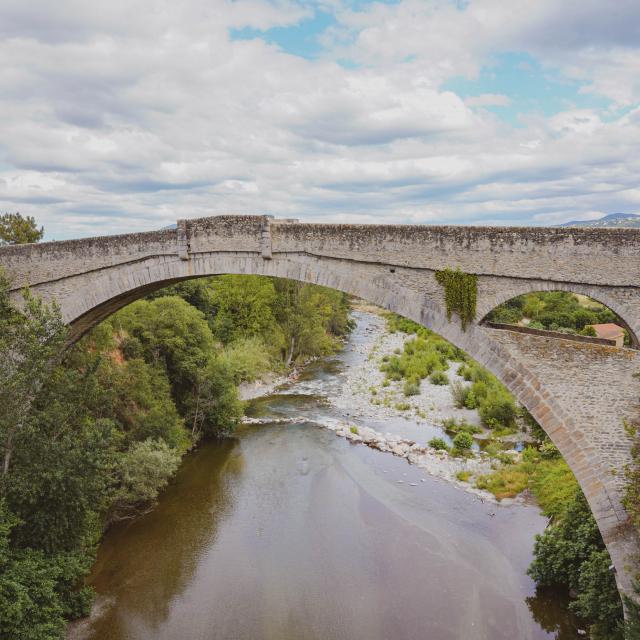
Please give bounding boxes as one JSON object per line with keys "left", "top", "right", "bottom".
{"left": 1, "top": 0, "right": 639, "bottom": 239}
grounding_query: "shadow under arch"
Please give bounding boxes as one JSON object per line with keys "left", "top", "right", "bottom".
{"left": 63, "top": 251, "right": 633, "bottom": 598}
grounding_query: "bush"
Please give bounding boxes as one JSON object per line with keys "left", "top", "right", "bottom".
{"left": 455, "top": 470, "right": 471, "bottom": 482}
{"left": 452, "top": 431, "right": 473, "bottom": 452}
{"left": 221, "top": 337, "right": 273, "bottom": 383}
{"left": 450, "top": 380, "right": 469, "bottom": 408}
{"left": 428, "top": 437, "right": 449, "bottom": 451}
{"left": 429, "top": 371, "right": 449, "bottom": 385}
{"left": 464, "top": 389, "right": 478, "bottom": 409}
{"left": 403, "top": 380, "right": 421, "bottom": 396}
{"left": 349, "top": 426, "right": 358, "bottom": 434}
{"left": 539, "top": 441, "right": 561, "bottom": 460}
{"left": 479, "top": 393, "right": 517, "bottom": 430}
{"left": 112, "top": 439, "right": 181, "bottom": 517}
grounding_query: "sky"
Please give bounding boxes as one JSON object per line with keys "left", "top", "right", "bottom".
{"left": 0, "top": 0, "right": 639, "bottom": 239}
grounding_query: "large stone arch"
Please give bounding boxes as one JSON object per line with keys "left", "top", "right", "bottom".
{"left": 2, "top": 216, "right": 639, "bottom": 599}
{"left": 50, "top": 250, "right": 637, "bottom": 598}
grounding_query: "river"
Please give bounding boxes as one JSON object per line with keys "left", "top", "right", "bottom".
{"left": 71, "top": 312, "right": 582, "bottom": 640}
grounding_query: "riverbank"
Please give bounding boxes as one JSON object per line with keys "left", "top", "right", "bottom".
{"left": 243, "top": 308, "right": 530, "bottom": 502}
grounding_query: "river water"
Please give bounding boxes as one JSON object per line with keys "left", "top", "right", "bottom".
{"left": 72, "top": 312, "right": 581, "bottom": 640}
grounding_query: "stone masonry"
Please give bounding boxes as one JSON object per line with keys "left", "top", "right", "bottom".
{"left": 1, "top": 214, "right": 639, "bottom": 597}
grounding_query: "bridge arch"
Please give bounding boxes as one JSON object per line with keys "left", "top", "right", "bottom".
{"left": 476, "top": 280, "right": 640, "bottom": 347}
{"left": 53, "top": 250, "right": 636, "bottom": 599}
{"left": 1, "top": 217, "right": 639, "bottom": 599}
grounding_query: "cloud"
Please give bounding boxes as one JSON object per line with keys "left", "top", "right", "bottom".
{"left": 465, "top": 94, "right": 511, "bottom": 108}
{"left": 0, "top": 0, "right": 638, "bottom": 239}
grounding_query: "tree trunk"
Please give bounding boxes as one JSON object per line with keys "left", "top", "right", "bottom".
{"left": 285, "top": 335, "right": 295, "bottom": 367}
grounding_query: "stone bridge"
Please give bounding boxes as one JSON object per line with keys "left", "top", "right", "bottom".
{"left": 1, "top": 215, "right": 639, "bottom": 596}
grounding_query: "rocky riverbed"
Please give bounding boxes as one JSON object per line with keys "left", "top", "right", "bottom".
{"left": 244, "top": 308, "right": 528, "bottom": 502}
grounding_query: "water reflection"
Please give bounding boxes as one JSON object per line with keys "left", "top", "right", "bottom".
{"left": 73, "top": 438, "right": 241, "bottom": 638}
{"left": 527, "top": 587, "right": 584, "bottom": 639}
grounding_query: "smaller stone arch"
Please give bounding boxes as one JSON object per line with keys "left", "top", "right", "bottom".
{"left": 477, "top": 281, "right": 640, "bottom": 348}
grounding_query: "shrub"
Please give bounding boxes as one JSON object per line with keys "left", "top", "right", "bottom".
{"left": 112, "top": 439, "right": 181, "bottom": 516}
{"left": 539, "top": 441, "right": 561, "bottom": 460}
{"left": 403, "top": 380, "right": 421, "bottom": 396}
{"left": 429, "top": 371, "right": 449, "bottom": 385}
{"left": 456, "top": 364, "right": 473, "bottom": 380}
{"left": 455, "top": 470, "right": 471, "bottom": 482}
{"left": 450, "top": 380, "right": 469, "bottom": 408}
{"left": 452, "top": 431, "right": 473, "bottom": 451}
{"left": 496, "top": 452, "right": 516, "bottom": 465}
{"left": 350, "top": 426, "right": 358, "bottom": 434}
{"left": 221, "top": 337, "right": 273, "bottom": 383}
{"left": 479, "top": 394, "right": 517, "bottom": 430}
{"left": 395, "top": 402, "right": 411, "bottom": 411}
{"left": 464, "top": 389, "right": 478, "bottom": 409}
{"left": 428, "top": 437, "right": 449, "bottom": 451}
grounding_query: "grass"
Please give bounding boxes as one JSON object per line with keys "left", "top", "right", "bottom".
{"left": 475, "top": 446, "right": 579, "bottom": 503}
{"left": 476, "top": 468, "right": 529, "bottom": 500}
{"left": 455, "top": 470, "right": 471, "bottom": 482}
{"left": 350, "top": 426, "right": 359, "bottom": 434}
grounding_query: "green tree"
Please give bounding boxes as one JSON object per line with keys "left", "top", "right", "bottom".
{"left": 0, "top": 273, "right": 67, "bottom": 476}
{"left": 0, "top": 212, "right": 44, "bottom": 245}
{"left": 110, "top": 439, "right": 181, "bottom": 520}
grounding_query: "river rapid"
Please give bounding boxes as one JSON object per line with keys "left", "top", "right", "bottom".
{"left": 70, "top": 311, "right": 581, "bottom": 640}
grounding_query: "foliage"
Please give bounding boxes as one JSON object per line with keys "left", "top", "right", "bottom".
{"left": 111, "top": 296, "right": 242, "bottom": 437}
{"left": 449, "top": 362, "right": 518, "bottom": 431}
{"left": 111, "top": 440, "right": 181, "bottom": 519}
{"left": 476, "top": 468, "right": 529, "bottom": 499}
{"left": 452, "top": 431, "right": 473, "bottom": 452}
{"left": 528, "top": 492, "right": 622, "bottom": 636}
{"left": 441, "top": 417, "right": 481, "bottom": 435}
{"left": 428, "top": 437, "right": 449, "bottom": 451}
{"left": 571, "top": 550, "right": 624, "bottom": 639}
{"left": 403, "top": 379, "right": 420, "bottom": 396}
{"left": 429, "top": 370, "right": 449, "bottom": 385}
{"left": 0, "top": 277, "right": 67, "bottom": 476}
{"left": 0, "top": 212, "right": 44, "bottom": 245}
{"left": 221, "top": 337, "right": 274, "bottom": 383}
{"left": 487, "top": 291, "right": 626, "bottom": 342}
{"left": 435, "top": 268, "right": 477, "bottom": 330}
{"left": 623, "top": 419, "right": 640, "bottom": 534}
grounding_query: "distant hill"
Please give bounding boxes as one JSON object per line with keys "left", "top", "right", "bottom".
{"left": 559, "top": 213, "right": 640, "bottom": 228}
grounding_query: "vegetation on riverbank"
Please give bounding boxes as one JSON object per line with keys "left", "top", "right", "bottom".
{"left": 487, "top": 290, "right": 629, "bottom": 343}
{"left": 384, "top": 313, "right": 518, "bottom": 434}
{"left": 0, "top": 215, "right": 353, "bottom": 640}
{"left": 384, "top": 309, "right": 627, "bottom": 638}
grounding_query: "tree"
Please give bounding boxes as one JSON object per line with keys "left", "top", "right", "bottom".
{"left": 0, "top": 213, "right": 44, "bottom": 245}
{"left": 0, "top": 272, "right": 67, "bottom": 476}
